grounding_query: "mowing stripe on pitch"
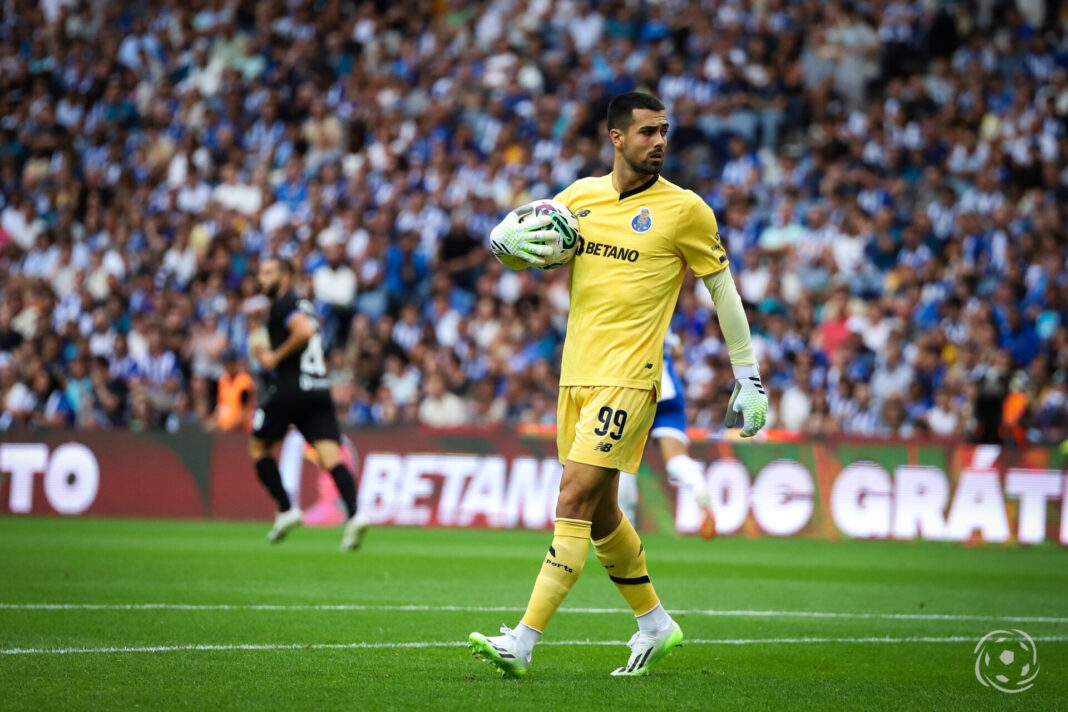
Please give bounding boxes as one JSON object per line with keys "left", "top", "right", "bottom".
{"left": 2, "top": 603, "right": 1066, "bottom": 625}
{"left": 4, "top": 636, "right": 1068, "bottom": 656}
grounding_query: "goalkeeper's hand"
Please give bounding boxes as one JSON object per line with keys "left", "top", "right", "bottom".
{"left": 489, "top": 205, "right": 557, "bottom": 268}
{"left": 725, "top": 367, "right": 768, "bottom": 438}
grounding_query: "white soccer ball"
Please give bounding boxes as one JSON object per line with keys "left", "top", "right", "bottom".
{"left": 492, "top": 198, "right": 581, "bottom": 271}
{"left": 528, "top": 199, "right": 580, "bottom": 270}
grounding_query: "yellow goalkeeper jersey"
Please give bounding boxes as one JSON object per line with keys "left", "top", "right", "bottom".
{"left": 553, "top": 173, "right": 729, "bottom": 394}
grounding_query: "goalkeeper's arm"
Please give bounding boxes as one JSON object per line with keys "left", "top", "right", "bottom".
{"left": 702, "top": 267, "right": 768, "bottom": 437}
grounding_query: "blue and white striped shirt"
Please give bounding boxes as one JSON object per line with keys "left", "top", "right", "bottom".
{"left": 143, "top": 351, "right": 182, "bottom": 387}
{"left": 110, "top": 355, "right": 144, "bottom": 381}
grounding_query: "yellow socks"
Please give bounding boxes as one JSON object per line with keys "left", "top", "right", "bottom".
{"left": 593, "top": 514, "right": 660, "bottom": 616}
{"left": 518, "top": 515, "right": 660, "bottom": 632}
{"left": 520, "top": 518, "right": 591, "bottom": 632}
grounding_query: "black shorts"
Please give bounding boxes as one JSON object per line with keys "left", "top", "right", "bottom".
{"left": 252, "top": 384, "right": 341, "bottom": 445}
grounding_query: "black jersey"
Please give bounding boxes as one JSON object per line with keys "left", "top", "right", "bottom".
{"left": 265, "top": 291, "right": 329, "bottom": 392}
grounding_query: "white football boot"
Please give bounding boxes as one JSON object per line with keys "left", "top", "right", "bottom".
{"left": 340, "top": 512, "right": 370, "bottom": 551}
{"left": 610, "top": 620, "right": 684, "bottom": 676}
{"left": 469, "top": 625, "right": 531, "bottom": 679}
{"left": 267, "top": 508, "right": 303, "bottom": 543}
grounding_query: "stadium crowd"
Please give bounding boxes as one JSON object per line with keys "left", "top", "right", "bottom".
{"left": 1, "top": 0, "right": 1067, "bottom": 446}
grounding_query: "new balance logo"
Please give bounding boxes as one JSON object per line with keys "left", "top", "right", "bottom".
{"left": 594, "top": 442, "right": 613, "bottom": 452}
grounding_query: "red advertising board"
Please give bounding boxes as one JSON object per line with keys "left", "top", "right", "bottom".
{"left": 1, "top": 429, "right": 1066, "bottom": 545}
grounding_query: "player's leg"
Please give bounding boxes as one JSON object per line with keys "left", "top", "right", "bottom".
{"left": 251, "top": 390, "right": 293, "bottom": 504}
{"left": 576, "top": 387, "right": 682, "bottom": 676}
{"left": 659, "top": 434, "right": 701, "bottom": 499}
{"left": 616, "top": 376, "right": 689, "bottom": 528}
{"left": 309, "top": 439, "right": 357, "bottom": 518}
{"left": 249, "top": 436, "right": 288, "bottom": 509}
{"left": 249, "top": 433, "right": 303, "bottom": 543}
{"left": 469, "top": 386, "right": 605, "bottom": 678}
{"left": 658, "top": 434, "right": 715, "bottom": 537}
{"left": 591, "top": 475, "right": 659, "bottom": 615}
{"left": 616, "top": 469, "right": 639, "bottom": 523}
{"left": 303, "top": 436, "right": 348, "bottom": 525}
{"left": 650, "top": 362, "right": 712, "bottom": 531}
{"left": 469, "top": 457, "right": 613, "bottom": 678}
{"left": 310, "top": 438, "right": 368, "bottom": 550}
{"left": 301, "top": 400, "right": 368, "bottom": 551}
{"left": 278, "top": 428, "right": 306, "bottom": 506}
{"left": 521, "top": 458, "right": 613, "bottom": 627}
{"left": 588, "top": 475, "right": 682, "bottom": 676}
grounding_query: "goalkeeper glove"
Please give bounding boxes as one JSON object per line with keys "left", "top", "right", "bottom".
{"left": 725, "top": 365, "right": 768, "bottom": 438}
{"left": 489, "top": 204, "right": 557, "bottom": 268}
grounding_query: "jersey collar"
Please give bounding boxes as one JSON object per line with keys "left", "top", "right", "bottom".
{"left": 617, "top": 173, "right": 659, "bottom": 201}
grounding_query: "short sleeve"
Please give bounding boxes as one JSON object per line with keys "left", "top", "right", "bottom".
{"left": 676, "top": 193, "right": 729, "bottom": 278}
{"left": 553, "top": 183, "right": 575, "bottom": 210}
{"left": 284, "top": 296, "right": 304, "bottom": 326}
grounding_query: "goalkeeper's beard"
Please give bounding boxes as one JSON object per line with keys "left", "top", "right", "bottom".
{"left": 622, "top": 147, "right": 662, "bottom": 176}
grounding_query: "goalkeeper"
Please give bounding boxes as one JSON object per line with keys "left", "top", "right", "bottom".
{"left": 470, "top": 92, "right": 767, "bottom": 678}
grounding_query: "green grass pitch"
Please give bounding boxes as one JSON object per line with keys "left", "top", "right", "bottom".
{"left": 1, "top": 517, "right": 1066, "bottom": 711}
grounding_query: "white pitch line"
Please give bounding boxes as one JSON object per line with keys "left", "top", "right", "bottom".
{"left": 1, "top": 603, "right": 1066, "bottom": 624}
{"left": 687, "top": 609, "right": 1068, "bottom": 624}
{"left": 4, "top": 636, "right": 1068, "bottom": 656}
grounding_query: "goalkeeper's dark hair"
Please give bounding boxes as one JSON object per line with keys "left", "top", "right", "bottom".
{"left": 607, "top": 92, "right": 665, "bottom": 131}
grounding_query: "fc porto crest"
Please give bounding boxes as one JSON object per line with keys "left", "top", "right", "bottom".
{"left": 631, "top": 206, "right": 653, "bottom": 233}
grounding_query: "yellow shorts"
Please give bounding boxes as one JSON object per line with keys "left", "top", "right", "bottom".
{"left": 556, "top": 385, "right": 657, "bottom": 473}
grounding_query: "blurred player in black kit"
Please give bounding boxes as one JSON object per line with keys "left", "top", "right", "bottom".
{"left": 249, "top": 257, "right": 369, "bottom": 550}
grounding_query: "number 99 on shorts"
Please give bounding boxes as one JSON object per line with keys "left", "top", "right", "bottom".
{"left": 556, "top": 385, "right": 658, "bottom": 473}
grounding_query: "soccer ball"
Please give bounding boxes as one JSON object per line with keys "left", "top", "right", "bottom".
{"left": 528, "top": 199, "right": 580, "bottom": 270}
{"left": 494, "top": 199, "right": 580, "bottom": 271}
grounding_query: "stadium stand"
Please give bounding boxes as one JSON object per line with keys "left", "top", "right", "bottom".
{"left": 0, "top": 0, "right": 1066, "bottom": 446}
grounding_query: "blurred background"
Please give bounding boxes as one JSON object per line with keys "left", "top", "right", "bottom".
{"left": 0, "top": 0, "right": 1066, "bottom": 449}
